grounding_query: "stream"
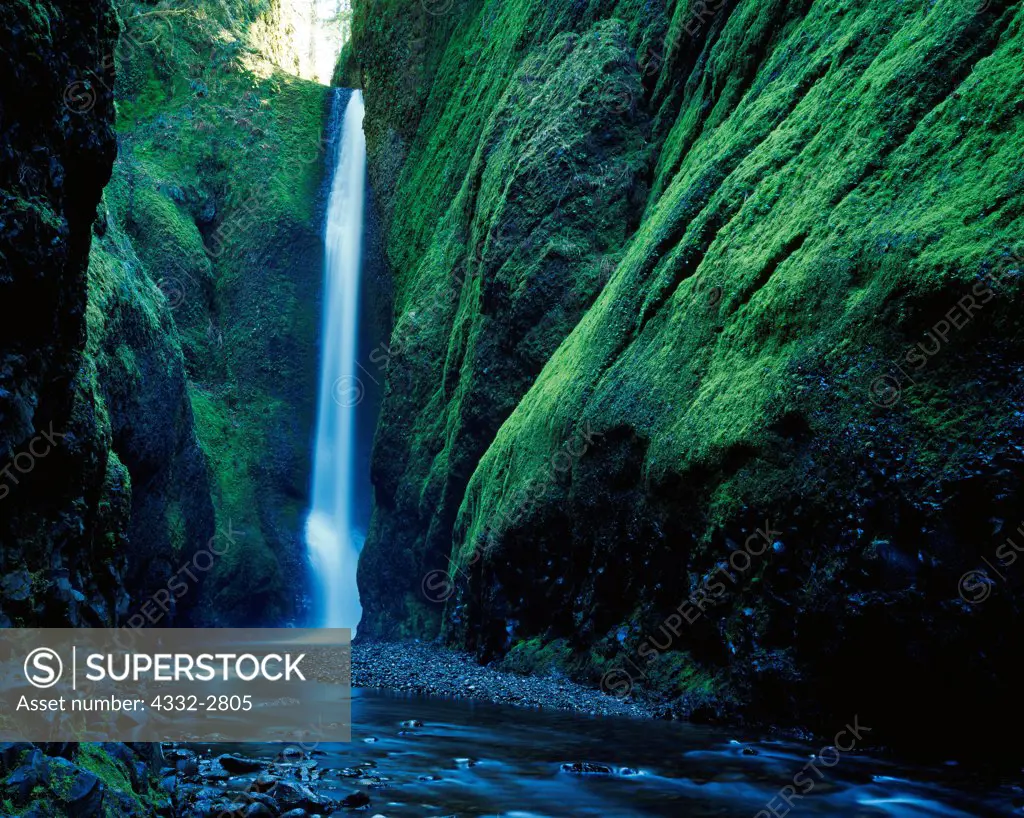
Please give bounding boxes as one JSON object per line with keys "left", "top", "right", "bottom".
{"left": 192, "top": 689, "right": 1015, "bottom": 817}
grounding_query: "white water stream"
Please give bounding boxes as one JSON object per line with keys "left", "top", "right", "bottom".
{"left": 306, "top": 89, "right": 366, "bottom": 633}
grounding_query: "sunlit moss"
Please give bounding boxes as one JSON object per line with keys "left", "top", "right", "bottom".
{"left": 350, "top": 0, "right": 1024, "bottom": 708}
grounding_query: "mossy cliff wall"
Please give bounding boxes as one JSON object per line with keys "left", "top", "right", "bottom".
{"left": 93, "top": 0, "right": 332, "bottom": 625}
{"left": 0, "top": 0, "right": 131, "bottom": 626}
{"left": 1, "top": 0, "right": 331, "bottom": 627}
{"left": 349, "top": 0, "right": 1024, "bottom": 755}
{"left": 0, "top": 3, "right": 176, "bottom": 812}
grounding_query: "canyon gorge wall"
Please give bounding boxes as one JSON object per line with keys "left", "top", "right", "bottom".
{"left": 0, "top": 0, "right": 332, "bottom": 630}
{"left": 348, "top": 0, "right": 1024, "bottom": 756}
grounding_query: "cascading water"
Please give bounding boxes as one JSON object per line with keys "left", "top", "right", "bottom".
{"left": 306, "top": 89, "right": 367, "bottom": 633}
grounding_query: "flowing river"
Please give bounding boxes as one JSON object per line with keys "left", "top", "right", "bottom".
{"left": 194, "top": 689, "right": 1013, "bottom": 817}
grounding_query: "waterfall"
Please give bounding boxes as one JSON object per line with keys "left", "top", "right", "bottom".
{"left": 306, "top": 89, "right": 366, "bottom": 633}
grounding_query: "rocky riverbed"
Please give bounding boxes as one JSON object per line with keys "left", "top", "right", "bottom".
{"left": 351, "top": 640, "right": 655, "bottom": 720}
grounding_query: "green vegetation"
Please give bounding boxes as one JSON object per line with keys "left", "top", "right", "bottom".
{"left": 350, "top": 0, "right": 1024, "bottom": 743}
{"left": 87, "top": 0, "right": 332, "bottom": 624}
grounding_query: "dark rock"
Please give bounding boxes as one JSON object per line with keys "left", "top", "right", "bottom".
{"left": 1, "top": 571, "right": 31, "bottom": 602}
{"left": 5, "top": 763, "right": 40, "bottom": 801}
{"left": 253, "top": 772, "right": 278, "bottom": 792}
{"left": 42, "top": 758, "right": 104, "bottom": 816}
{"left": 0, "top": 0, "right": 127, "bottom": 629}
{"left": 0, "top": 743, "right": 36, "bottom": 773}
{"left": 270, "top": 780, "right": 327, "bottom": 812}
{"left": 177, "top": 756, "right": 199, "bottom": 777}
{"left": 217, "top": 754, "right": 265, "bottom": 774}
{"left": 189, "top": 799, "right": 227, "bottom": 818}
{"left": 198, "top": 196, "right": 217, "bottom": 225}
{"left": 340, "top": 791, "right": 371, "bottom": 809}
{"left": 560, "top": 762, "right": 613, "bottom": 775}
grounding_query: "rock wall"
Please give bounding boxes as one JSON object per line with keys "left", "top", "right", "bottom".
{"left": 92, "top": 0, "right": 332, "bottom": 626}
{"left": 1, "top": 0, "right": 333, "bottom": 626}
{"left": 0, "top": 0, "right": 131, "bottom": 626}
{"left": 350, "top": 0, "right": 1024, "bottom": 757}
{"left": 0, "top": 2, "right": 177, "bottom": 812}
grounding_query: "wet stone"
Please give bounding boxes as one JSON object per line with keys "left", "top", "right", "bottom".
{"left": 254, "top": 772, "right": 279, "bottom": 792}
{"left": 218, "top": 754, "right": 266, "bottom": 774}
{"left": 270, "top": 780, "right": 329, "bottom": 812}
{"left": 560, "top": 761, "right": 613, "bottom": 775}
{"left": 341, "top": 791, "right": 371, "bottom": 809}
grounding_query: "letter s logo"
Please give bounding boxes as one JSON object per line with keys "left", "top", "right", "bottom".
{"left": 24, "top": 648, "right": 63, "bottom": 689}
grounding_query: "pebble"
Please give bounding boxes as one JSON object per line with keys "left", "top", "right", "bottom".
{"left": 353, "top": 641, "right": 656, "bottom": 719}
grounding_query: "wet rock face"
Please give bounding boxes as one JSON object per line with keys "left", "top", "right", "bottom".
{"left": 355, "top": 17, "right": 652, "bottom": 639}
{"left": 0, "top": 0, "right": 217, "bottom": 625}
{"left": 353, "top": 0, "right": 1024, "bottom": 758}
{"left": 0, "top": 1, "right": 126, "bottom": 624}
{"left": 0, "top": 741, "right": 167, "bottom": 816}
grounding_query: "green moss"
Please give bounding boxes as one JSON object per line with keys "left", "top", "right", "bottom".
{"left": 456, "top": 0, "right": 1024, "bottom": 569}
{"left": 78, "top": 743, "right": 164, "bottom": 817}
{"left": 350, "top": 0, "right": 1024, "bottom": 718}
{"left": 501, "top": 636, "right": 574, "bottom": 676}
{"left": 85, "top": 0, "right": 333, "bottom": 625}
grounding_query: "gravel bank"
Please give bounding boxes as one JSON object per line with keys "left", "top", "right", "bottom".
{"left": 352, "top": 640, "right": 658, "bottom": 719}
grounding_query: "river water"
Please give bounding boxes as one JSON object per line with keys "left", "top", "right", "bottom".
{"left": 216, "top": 689, "right": 1014, "bottom": 817}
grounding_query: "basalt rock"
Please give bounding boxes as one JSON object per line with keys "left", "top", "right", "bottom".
{"left": 0, "top": 0, "right": 129, "bottom": 626}
{"left": 350, "top": 0, "right": 1024, "bottom": 761}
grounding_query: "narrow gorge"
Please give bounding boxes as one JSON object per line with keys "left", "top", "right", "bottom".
{"left": 0, "top": 0, "right": 1022, "bottom": 815}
